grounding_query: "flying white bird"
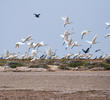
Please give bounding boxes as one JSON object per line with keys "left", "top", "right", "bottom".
{"left": 105, "top": 33, "right": 110, "bottom": 38}
{"left": 35, "top": 41, "right": 47, "bottom": 49}
{"left": 60, "top": 30, "right": 72, "bottom": 40}
{"left": 105, "top": 22, "right": 110, "bottom": 29}
{"left": 86, "top": 34, "right": 97, "bottom": 45}
{"left": 81, "top": 30, "right": 91, "bottom": 39}
{"left": 71, "top": 41, "right": 80, "bottom": 48}
{"left": 62, "top": 16, "right": 72, "bottom": 27}
{"left": 27, "top": 42, "right": 34, "bottom": 49}
{"left": 21, "top": 34, "right": 32, "bottom": 43}
{"left": 16, "top": 42, "right": 24, "bottom": 48}
{"left": 65, "top": 36, "right": 73, "bottom": 49}
{"left": 60, "top": 30, "right": 72, "bottom": 45}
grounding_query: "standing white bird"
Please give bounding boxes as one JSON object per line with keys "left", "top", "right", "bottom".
{"left": 6, "top": 53, "right": 18, "bottom": 59}
{"left": 46, "top": 48, "right": 53, "bottom": 59}
{"left": 21, "top": 34, "right": 32, "bottom": 43}
{"left": 16, "top": 42, "right": 24, "bottom": 48}
{"left": 105, "top": 33, "right": 110, "bottom": 38}
{"left": 31, "top": 50, "right": 37, "bottom": 58}
{"left": 4, "top": 50, "right": 10, "bottom": 58}
{"left": 86, "top": 34, "right": 97, "bottom": 46}
{"left": 81, "top": 30, "right": 91, "bottom": 39}
{"left": 20, "top": 52, "right": 28, "bottom": 59}
{"left": 62, "top": 16, "right": 72, "bottom": 27}
{"left": 105, "top": 22, "right": 110, "bottom": 29}
{"left": 73, "top": 51, "right": 81, "bottom": 59}
{"left": 62, "top": 53, "right": 74, "bottom": 59}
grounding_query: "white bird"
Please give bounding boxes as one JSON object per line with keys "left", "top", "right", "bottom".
{"left": 65, "top": 36, "right": 73, "bottom": 49}
{"left": 46, "top": 48, "right": 53, "bottom": 59}
{"left": 6, "top": 53, "right": 18, "bottom": 59}
{"left": 30, "top": 57, "right": 37, "bottom": 62}
{"left": 86, "top": 34, "right": 97, "bottom": 45}
{"left": 105, "top": 22, "right": 110, "bottom": 29}
{"left": 27, "top": 42, "right": 34, "bottom": 49}
{"left": 21, "top": 34, "right": 32, "bottom": 43}
{"left": 105, "top": 33, "right": 110, "bottom": 38}
{"left": 35, "top": 41, "right": 47, "bottom": 49}
{"left": 16, "top": 42, "right": 24, "bottom": 48}
{"left": 20, "top": 52, "right": 28, "bottom": 59}
{"left": 60, "top": 30, "right": 72, "bottom": 40}
{"left": 73, "top": 51, "right": 81, "bottom": 59}
{"left": 60, "top": 30, "right": 72, "bottom": 45}
{"left": 81, "top": 30, "right": 91, "bottom": 39}
{"left": 31, "top": 50, "right": 37, "bottom": 58}
{"left": 4, "top": 50, "right": 10, "bottom": 58}
{"left": 71, "top": 41, "right": 80, "bottom": 48}
{"left": 62, "top": 16, "right": 72, "bottom": 27}
{"left": 62, "top": 53, "right": 74, "bottom": 59}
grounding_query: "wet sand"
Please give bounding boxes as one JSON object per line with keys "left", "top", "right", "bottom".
{"left": 0, "top": 71, "right": 110, "bottom": 100}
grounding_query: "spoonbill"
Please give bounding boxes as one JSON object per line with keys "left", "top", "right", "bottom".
{"left": 81, "top": 30, "right": 91, "bottom": 39}
{"left": 71, "top": 41, "right": 80, "bottom": 48}
{"left": 21, "top": 34, "right": 32, "bottom": 43}
{"left": 62, "top": 16, "right": 72, "bottom": 27}
{"left": 65, "top": 36, "right": 72, "bottom": 49}
{"left": 105, "top": 22, "right": 110, "bottom": 29}
{"left": 105, "top": 33, "right": 110, "bottom": 38}
{"left": 16, "top": 42, "right": 25, "bottom": 48}
{"left": 86, "top": 34, "right": 97, "bottom": 46}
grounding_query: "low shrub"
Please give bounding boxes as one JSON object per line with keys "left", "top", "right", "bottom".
{"left": 59, "top": 64, "right": 70, "bottom": 70}
{"left": 8, "top": 62, "right": 24, "bottom": 68}
{"left": 67, "top": 61, "right": 88, "bottom": 67}
{"left": 0, "top": 60, "right": 7, "bottom": 66}
{"left": 99, "top": 62, "right": 110, "bottom": 70}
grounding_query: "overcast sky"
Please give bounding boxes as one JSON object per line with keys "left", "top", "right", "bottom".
{"left": 0, "top": 0, "right": 110, "bottom": 58}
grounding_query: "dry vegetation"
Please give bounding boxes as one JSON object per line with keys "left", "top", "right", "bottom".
{"left": 0, "top": 58, "right": 110, "bottom": 71}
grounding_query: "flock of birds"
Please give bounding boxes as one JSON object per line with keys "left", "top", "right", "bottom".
{"left": 1, "top": 13, "right": 110, "bottom": 61}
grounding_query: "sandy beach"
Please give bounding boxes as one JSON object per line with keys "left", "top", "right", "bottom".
{"left": 0, "top": 71, "right": 110, "bottom": 100}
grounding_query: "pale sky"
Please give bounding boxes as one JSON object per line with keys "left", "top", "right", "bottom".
{"left": 0, "top": 0, "right": 110, "bottom": 58}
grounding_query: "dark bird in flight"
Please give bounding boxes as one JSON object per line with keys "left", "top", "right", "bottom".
{"left": 33, "top": 13, "right": 40, "bottom": 18}
{"left": 82, "top": 47, "right": 91, "bottom": 54}
{"left": 95, "top": 49, "right": 101, "bottom": 53}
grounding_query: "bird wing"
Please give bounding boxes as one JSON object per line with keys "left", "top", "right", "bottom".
{"left": 61, "top": 17, "right": 66, "bottom": 20}
{"left": 92, "top": 35, "right": 97, "bottom": 43}
{"left": 60, "top": 34, "right": 64, "bottom": 38}
{"left": 65, "top": 17, "right": 69, "bottom": 23}
{"left": 82, "top": 49, "right": 86, "bottom": 53}
{"left": 105, "top": 22, "right": 110, "bottom": 26}
{"left": 106, "top": 34, "right": 110, "bottom": 37}
{"left": 86, "top": 40, "right": 92, "bottom": 44}
{"left": 86, "top": 48, "right": 90, "bottom": 53}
